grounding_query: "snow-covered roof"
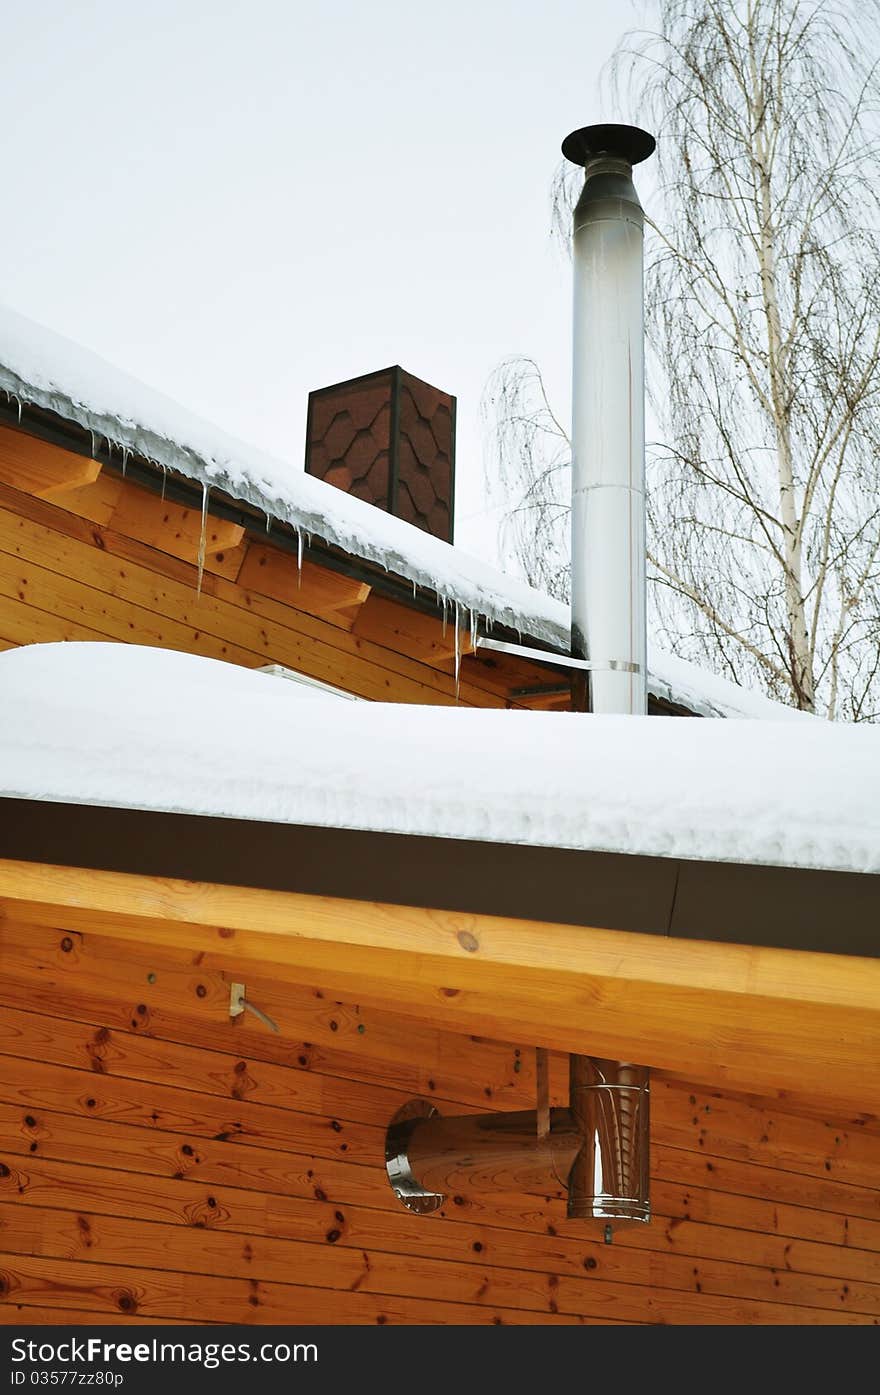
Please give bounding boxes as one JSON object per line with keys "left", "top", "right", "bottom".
{"left": 0, "top": 644, "right": 870, "bottom": 875}
{"left": 0, "top": 301, "right": 804, "bottom": 721}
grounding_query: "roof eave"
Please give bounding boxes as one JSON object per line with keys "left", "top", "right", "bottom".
{"left": 2, "top": 796, "right": 877, "bottom": 960}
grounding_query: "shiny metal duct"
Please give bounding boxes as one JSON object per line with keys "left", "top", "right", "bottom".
{"left": 564, "top": 122, "right": 654, "bottom": 715}
{"left": 384, "top": 122, "right": 656, "bottom": 1231}
{"left": 566, "top": 1056, "right": 651, "bottom": 1222}
{"left": 385, "top": 1062, "right": 650, "bottom": 1225}
{"left": 562, "top": 122, "right": 655, "bottom": 1227}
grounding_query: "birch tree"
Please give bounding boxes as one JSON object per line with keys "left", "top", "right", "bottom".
{"left": 484, "top": 0, "right": 880, "bottom": 718}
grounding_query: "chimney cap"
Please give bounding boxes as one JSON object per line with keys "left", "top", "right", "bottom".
{"left": 561, "top": 123, "right": 655, "bottom": 168}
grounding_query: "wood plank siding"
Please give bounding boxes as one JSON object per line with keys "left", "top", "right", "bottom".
{"left": 0, "top": 422, "right": 562, "bottom": 709}
{"left": 0, "top": 925, "right": 878, "bottom": 1325}
{"left": 1, "top": 418, "right": 878, "bottom": 1325}
{"left": 3, "top": 860, "right": 878, "bottom": 1118}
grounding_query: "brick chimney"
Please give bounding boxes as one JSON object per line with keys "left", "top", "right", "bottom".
{"left": 305, "top": 366, "right": 456, "bottom": 543}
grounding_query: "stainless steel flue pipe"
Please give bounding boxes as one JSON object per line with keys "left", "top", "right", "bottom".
{"left": 564, "top": 123, "right": 656, "bottom": 1226}
{"left": 385, "top": 1062, "right": 651, "bottom": 1224}
{"left": 384, "top": 124, "right": 656, "bottom": 1230}
{"left": 565, "top": 123, "right": 654, "bottom": 715}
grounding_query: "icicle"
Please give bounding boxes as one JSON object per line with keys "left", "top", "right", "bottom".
{"left": 16, "top": 396, "right": 22, "bottom": 425}
{"left": 89, "top": 430, "right": 97, "bottom": 459}
{"left": 468, "top": 608, "right": 476, "bottom": 654}
{"left": 121, "top": 445, "right": 130, "bottom": 478}
{"left": 196, "top": 482, "right": 209, "bottom": 597}
{"left": 412, "top": 578, "right": 417, "bottom": 599}
{"left": 453, "top": 601, "right": 461, "bottom": 700}
{"left": 160, "top": 463, "right": 168, "bottom": 501}
{"left": 440, "top": 595, "right": 448, "bottom": 640}
{"left": 296, "top": 528, "right": 303, "bottom": 585}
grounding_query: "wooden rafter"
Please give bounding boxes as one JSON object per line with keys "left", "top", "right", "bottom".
{"left": 108, "top": 486, "right": 245, "bottom": 578}
{"left": 238, "top": 543, "right": 371, "bottom": 626}
{"left": 0, "top": 424, "right": 101, "bottom": 499}
{"left": 352, "top": 593, "right": 474, "bottom": 666}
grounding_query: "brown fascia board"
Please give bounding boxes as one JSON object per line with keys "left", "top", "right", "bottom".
{"left": 1, "top": 797, "right": 877, "bottom": 960}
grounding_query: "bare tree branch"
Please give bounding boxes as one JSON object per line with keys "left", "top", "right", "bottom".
{"left": 484, "top": 0, "right": 880, "bottom": 719}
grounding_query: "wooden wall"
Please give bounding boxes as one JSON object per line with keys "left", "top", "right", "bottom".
{"left": 0, "top": 920, "right": 878, "bottom": 1325}
{"left": 1, "top": 420, "right": 879, "bottom": 1325}
{"left": 0, "top": 423, "right": 565, "bottom": 709}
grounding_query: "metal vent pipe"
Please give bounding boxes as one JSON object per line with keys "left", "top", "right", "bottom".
{"left": 565, "top": 122, "right": 654, "bottom": 715}
{"left": 564, "top": 122, "right": 656, "bottom": 1226}
{"left": 384, "top": 123, "right": 655, "bottom": 1231}
{"left": 567, "top": 1055, "right": 650, "bottom": 1222}
{"left": 385, "top": 1065, "right": 650, "bottom": 1223}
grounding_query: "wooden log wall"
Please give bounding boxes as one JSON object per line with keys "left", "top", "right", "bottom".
{"left": 0, "top": 921, "right": 878, "bottom": 1325}
{"left": 2, "top": 420, "right": 879, "bottom": 1324}
{"left": 0, "top": 423, "right": 566, "bottom": 708}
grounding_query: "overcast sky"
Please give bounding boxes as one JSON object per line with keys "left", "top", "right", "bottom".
{"left": 0, "top": 0, "right": 650, "bottom": 558}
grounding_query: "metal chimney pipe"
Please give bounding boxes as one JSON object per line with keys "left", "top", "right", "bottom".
{"left": 567, "top": 1055, "right": 650, "bottom": 1222}
{"left": 562, "top": 122, "right": 656, "bottom": 1227}
{"left": 385, "top": 1074, "right": 651, "bottom": 1223}
{"left": 382, "top": 124, "right": 657, "bottom": 1233}
{"left": 563, "top": 123, "right": 655, "bottom": 715}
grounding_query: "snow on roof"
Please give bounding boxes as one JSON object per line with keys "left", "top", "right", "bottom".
{"left": 0, "top": 644, "right": 870, "bottom": 875}
{"left": 644, "top": 646, "right": 813, "bottom": 722}
{"left": 0, "top": 301, "right": 804, "bottom": 722}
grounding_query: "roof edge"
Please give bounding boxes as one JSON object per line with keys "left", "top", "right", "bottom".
{"left": 2, "top": 798, "right": 876, "bottom": 959}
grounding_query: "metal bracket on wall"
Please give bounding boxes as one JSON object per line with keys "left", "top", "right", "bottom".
{"left": 474, "top": 635, "right": 642, "bottom": 675}
{"left": 228, "top": 982, "right": 280, "bottom": 1034}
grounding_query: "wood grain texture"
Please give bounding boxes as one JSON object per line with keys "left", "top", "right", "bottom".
{"left": 0, "top": 483, "right": 517, "bottom": 707}
{"left": 107, "top": 487, "right": 245, "bottom": 578}
{"left": 1, "top": 1052, "right": 377, "bottom": 1165}
{"left": 2, "top": 1200, "right": 876, "bottom": 1322}
{"left": 1, "top": 995, "right": 879, "bottom": 1324}
{"left": 3, "top": 1096, "right": 880, "bottom": 1261}
{"left": 0, "top": 920, "right": 532, "bottom": 1110}
{"left": 237, "top": 544, "right": 371, "bottom": 625}
{"left": 0, "top": 467, "right": 559, "bottom": 705}
{"left": 0, "top": 550, "right": 262, "bottom": 669}
{"left": 37, "top": 473, "right": 123, "bottom": 526}
{"left": 352, "top": 593, "right": 472, "bottom": 666}
{"left": 0, "top": 425, "right": 100, "bottom": 499}
{"left": 1, "top": 433, "right": 879, "bottom": 1324}
{"left": 0, "top": 1146, "right": 875, "bottom": 1324}
{"left": 0, "top": 1004, "right": 426, "bottom": 1126}
{"left": 0, "top": 1305, "right": 200, "bottom": 1326}
{"left": 0, "top": 1252, "right": 605, "bottom": 1325}
{"left": 2, "top": 859, "right": 879, "bottom": 1113}
{"left": 3, "top": 1075, "right": 879, "bottom": 1252}
{"left": 0, "top": 595, "right": 110, "bottom": 647}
